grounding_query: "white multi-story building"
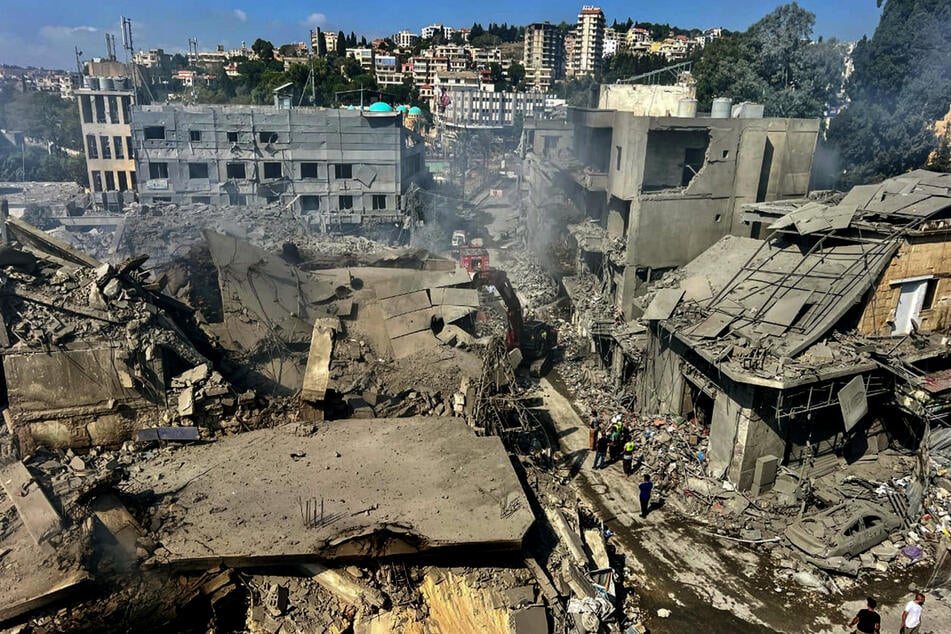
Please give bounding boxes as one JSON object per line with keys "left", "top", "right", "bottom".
{"left": 374, "top": 55, "right": 403, "bottom": 86}
{"left": 393, "top": 30, "right": 419, "bottom": 49}
{"left": 346, "top": 48, "right": 374, "bottom": 72}
{"left": 574, "top": 6, "right": 605, "bottom": 76}
{"left": 603, "top": 27, "right": 620, "bottom": 58}
{"left": 523, "top": 22, "right": 565, "bottom": 93}
{"left": 421, "top": 24, "right": 455, "bottom": 40}
{"left": 467, "top": 47, "right": 503, "bottom": 69}
{"left": 438, "top": 89, "right": 548, "bottom": 129}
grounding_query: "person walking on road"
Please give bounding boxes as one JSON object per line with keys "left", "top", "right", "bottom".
{"left": 622, "top": 440, "right": 635, "bottom": 476}
{"left": 900, "top": 592, "right": 925, "bottom": 634}
{"left": 848, "top": 596, "right": 880, "bottom": 633}
{"left": 592, "top": 430, "right": 608, "bottom": 470}
{"left": 639, "top": 474, "right": 653, "bottom": 518}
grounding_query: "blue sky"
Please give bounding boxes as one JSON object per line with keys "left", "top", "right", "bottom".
{"left": 2, "top": 0, "right": 883, "bottom": 69}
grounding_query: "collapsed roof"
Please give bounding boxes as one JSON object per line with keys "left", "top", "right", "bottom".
{"left": 643, "top": 171, "right": 951, "bottom": 386}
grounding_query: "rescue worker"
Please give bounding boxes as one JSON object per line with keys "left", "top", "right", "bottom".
{"left": 622, "top": 439, "right": 636, "bottom": 476}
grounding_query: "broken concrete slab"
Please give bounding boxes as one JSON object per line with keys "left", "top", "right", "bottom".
{"left": 135, "top": 418, "right": 534, "bottom": 568}
{"left": 91, "top": 494, "right": 145, "bottom": 558}
{"left": 389, "top": 330, "right": 441, "bottom": 360}
{"left": 379, "top": 290, "right": 431, "bottom": 319}
{"left": 0, "top": 461, "right": 61, "bottom": 545}
{"left": 429, "top": 287, "right": 480, "bottom": 308}
{"left": 643, "top": 288, "right": 685, "bottom": 321}
{"left": 299, "top": 562, "right": 387, "bottom": 608}
{"left": 301, "top": 318, "right": 338, "bottom": 403}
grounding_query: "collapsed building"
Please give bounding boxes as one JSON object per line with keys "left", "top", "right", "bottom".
{"left": 130, "top": 104, "right": 427, "bottom": 232}
{"left": 633, "top": 171, "right": 951, "bottom": 496}
{"left": 520, "top": 102, "right": 820, "bottom": 388}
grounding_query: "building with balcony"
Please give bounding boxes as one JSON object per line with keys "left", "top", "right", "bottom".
{"left": 523, "top": 23, "right": 565, "bottom": 93}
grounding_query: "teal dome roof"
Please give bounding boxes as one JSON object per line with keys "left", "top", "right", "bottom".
{"left": 408, "top": 106, "right": 422, "bottom": 115}
{"left": 396, "top": 105, "right": 409, "bottom": 112}
{"left": 368, "top": 101, "right": 394, "bottom": 112}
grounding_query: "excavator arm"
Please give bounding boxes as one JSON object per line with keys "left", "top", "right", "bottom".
{"left": 471, "top": 269, "right": 524, "bottom": 350}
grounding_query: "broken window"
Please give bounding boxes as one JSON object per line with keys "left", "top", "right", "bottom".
{"left": 108, "top": 96, "right": 119, "bottom": 123}
{"left": 149, "top": 162, "right": 169, "bottom": 179}
{"left": 94, "top": 95, "right": 105, "bottom": 122}
{"left": 923, "top": 279, "right": 939, "bottom": 310}
{"left": 144, "top": 126, "right": 166, "bottom": 140}
{"left": 190, "top": 130, "right": 201, "bottom": 142}
{"left": 80, "top": 95, "right": 93, "bottom": 124}
{"left": 121, "top": 96, "right": 131, "bottom": 124}
{"left": 104, "top": 172, "right": 115, "bottom": 190}
{"left": 642, "top": 129, "right": 710, "bottom": 191}
{"left": 227, "top": 131, "right": 239, "bottom": 143}
{"left": 113, "top": 136, "right": 124, "bottom": 159}
{"left": 188, "top": 163, "right": 209, "bottom": 179}
{"left": 263, "top": 162, "right": 282, "bottom": 179}
{"left": 891, "top": 276, "right": 935, "bottom": 335}
{"left": 226, "top": 162, "right": 246, "bottom": 179}
{"left": 86, "top": 134, "right": 98, "bottom": 159}
{"left": 126, "top": 136, "right": 134, "bottom": 159}
{"left": 682, "top": 147, "right": 706, "bottom": 187}
{"left": 372, "top": 195, "right": 386, "bottom": 210}
{"left": 259, "top": 131, "right": 278, "bottom": 144}
{"left": 334, "top": 164, "right": 353, "bottom": 179}
{"left": 118, "top": 172, "right": 128, "bottom": 191}
{"left": 339, "top": 195, "right": 353, "bottom": 210}
{"left": 301, "top": 195, "right": 320, "bottom": 211}
{"left": 91, "top": 171, "right": 102, "bottom": 192}
{"left": 100, "top": 136, "right": 111, "bottom": 159}
{"left": 300, "top": 162, "right": 320, "bottom": 179}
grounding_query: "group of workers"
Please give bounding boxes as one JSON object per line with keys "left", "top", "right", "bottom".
{"left": 589, "top": 410, "right": 654, "bottom": 518}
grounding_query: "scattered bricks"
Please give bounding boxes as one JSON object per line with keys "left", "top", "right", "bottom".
{"left": 264, "top": 583, "right": 289, "bottom": 617}
{"left": 172, "top": 364, "right": 210, "bottom": 388}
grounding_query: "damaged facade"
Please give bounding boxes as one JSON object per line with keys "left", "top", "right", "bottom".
{"left": 637, "top": 171, "right": 951, "bottom": 496}
{"left": 130, "top": 105, "right": 427, "bottom": 230}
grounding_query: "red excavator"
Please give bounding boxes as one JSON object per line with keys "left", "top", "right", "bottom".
{"left": 471, "top": 269, "right": 557, "bottom": 376}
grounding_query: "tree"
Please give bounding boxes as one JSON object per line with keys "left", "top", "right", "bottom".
{"left": 315, "top": 27, "right": 327, "bottom": 56}
{"left": 471, "top": 33, "right": 502, "bottom": 48}
{"left": 469, "top": 23, "right": 485, "bottom": 40}
{"left": 252, "top": 38, "right": 274, "bottom": 62}
{"left": 827, "top": 0, "right": 951, "bottom": 185}
{"left": 278, "top": 44, "right": 299, "bottom": 58}
{"left": 488, "top": 63, "right": 507, "bottom": 91}
{"left": 336, "top": 31, "right": 346, "bottom": 56}
{"left": 507, "top": 62, "right": 526, "bottom": 91}
{"left": 216, "top": 66, "right": 236, "bottom": 99}
{"left": 694, "top": 3, "right": 844, "bottom": 118}
{"left": 171, "top": 53, "right": 188, "bottom": 71}
{"left": 449, "top": 31, "right": 465, "bottom": 46}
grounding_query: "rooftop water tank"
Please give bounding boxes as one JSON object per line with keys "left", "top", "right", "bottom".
{"left": 100, "top": 77, "right": 115, "bottom": 91}
{"left": 732, "top": 102, "right": 765, "bottom": 119}
{"left": 711, "top": 97, "right": 733, "bottom": 119}
{"left": 677, "top": 98, "right": 698, "bottom": 118}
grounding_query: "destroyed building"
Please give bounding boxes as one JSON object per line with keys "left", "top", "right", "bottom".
{"left": 76, "top": 75, "right": 137, "bottom": 211}
{"left": 130, "top": 104, "right": 427, "bottom": 231}
{"left": 635, "top": 170, "right": 951, "bottom": 492}
{"left": 521, "top": 105, "right": 820, "bottom": 320}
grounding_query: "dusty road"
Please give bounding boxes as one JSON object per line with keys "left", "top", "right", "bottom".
{"left": 535, "top": 375, "right": 951, "bottom": 634}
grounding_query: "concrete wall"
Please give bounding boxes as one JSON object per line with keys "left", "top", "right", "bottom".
{"left": 3, "top": 344, "right": 166, "bottom": 451}
{"left": 77, "top": 88, "right": 136, "bottom": 199}
{"left": 598, "top": 83, "right": 695, "bottom": 116}
{"left": 131, "top": 105, "right": 426, "bottom": 228}
{"left": 614, "top": 116, "right": 819, "bottom": 316}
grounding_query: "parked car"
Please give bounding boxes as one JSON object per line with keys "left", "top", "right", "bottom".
{"left": 784, "top": 502, "right": 901, "bottom": 559}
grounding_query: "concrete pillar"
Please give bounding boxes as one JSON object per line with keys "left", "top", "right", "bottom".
{"left": 750, "top": 454, "right": 779, "bottom": 497}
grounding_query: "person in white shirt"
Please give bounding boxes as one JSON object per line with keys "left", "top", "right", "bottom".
{"left": 900, "top": 591, "right": 925, "bottom": 634}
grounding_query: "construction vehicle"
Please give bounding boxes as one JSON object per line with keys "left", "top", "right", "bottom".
{"left": 471, "top": 269, "right": 557, "bottom": 376}
{"left": 450, "top": 230, "right": 490, "bottom": 273}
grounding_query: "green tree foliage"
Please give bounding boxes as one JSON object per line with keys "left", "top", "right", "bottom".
{"left": 336, "top": 31, "right": 346, "bottom": 56}
{"left": 694, "top": 3, "right": 845, "bottom": 118}
{"left": 471, "top": 34, "right": 502, "bottom": 48}
{"left": 252, "top": 38, "right": 274, "bottom": 62}
{"left": 468, "top": 22, "right": 521, "bottom": 44}
{"left": 600, "top": 53, "right": 671, "bottom": 85}
{"left": 827, "top": 0, "right": 951, "bottom": 185}
{"left": 507, "top": 62, "right": 526, "bottom": 91}
{"left": 0, "top": 89, "right": 82, "bottom": 150}
{"left": 315, "top": 28, "right": 327, "bottom": 56}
